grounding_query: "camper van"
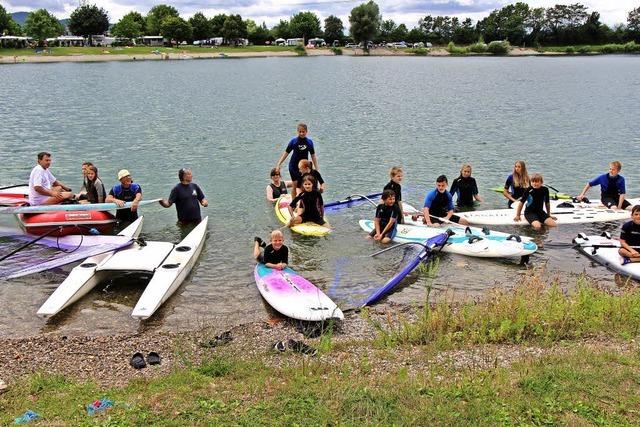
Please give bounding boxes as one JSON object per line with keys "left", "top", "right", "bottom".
{"left": 286, "top": 38, "right": 304, "bottom": 46}
{"left": 306, "top": 38, "right": 326, "bottom": 48}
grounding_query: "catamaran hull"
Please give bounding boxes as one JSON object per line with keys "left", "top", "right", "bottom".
{"left": 131, "top": 217, "right": 208, "bottom": 319}
{"left": 36, "top": 217, "right": 144, "bottom": 318}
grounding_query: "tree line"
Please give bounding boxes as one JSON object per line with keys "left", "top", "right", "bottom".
{"left": 1, "top": 1, "right": 640, "bottom": 47}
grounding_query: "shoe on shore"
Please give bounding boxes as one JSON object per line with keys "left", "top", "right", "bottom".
{"left": 129, "top": 352, "right": 146, "bottom": 369}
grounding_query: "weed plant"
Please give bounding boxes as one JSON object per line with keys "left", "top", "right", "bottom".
{"left": 487, "top": 40, "right": 510, "bottom": 55}
{"left": 447, "top": 41, "right": 468, "bottom": 55}
{"left": 409, "top": 48, "right": 429, "bottom": 55}
{"left": 331, "top": 47, "right": 342, "bottom": 55}
{"left": 468, "top": 42, "right": 488, "bottom": 53}
{"left": 372, "top": 271, "right": 640, "bottom": 348}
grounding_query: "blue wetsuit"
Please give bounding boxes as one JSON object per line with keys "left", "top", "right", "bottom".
{"left": 286, "top": 137, "right": 315, "bottom": 181}
{"left": 423, "top": 189, "right": 461, "bottom": 223}
{"left": 588, "top": 173, "right": 630, "bottom": 208}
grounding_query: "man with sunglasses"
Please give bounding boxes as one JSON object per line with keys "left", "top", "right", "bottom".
{"left": 160, "top": 168, "right": 208, "bottom": 224}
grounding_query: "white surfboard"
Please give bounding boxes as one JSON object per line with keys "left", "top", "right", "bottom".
{"left": 574, "top": 233, "right": 640, "bottom": 281}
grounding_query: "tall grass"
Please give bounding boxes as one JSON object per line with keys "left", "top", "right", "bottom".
{"left": 372, "top": 272, "right": 640, "bottom": 348}
{"left": 447, "top": 41, "right": 468, "bottom": 54}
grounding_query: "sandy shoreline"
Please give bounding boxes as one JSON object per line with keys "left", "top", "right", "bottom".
{"left": 0, "top": 47, "right": 550, "bottom": 64}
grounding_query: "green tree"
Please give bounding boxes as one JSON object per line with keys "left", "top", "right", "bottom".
{"left": 210, "top": 14, "right": 227, "bottom": 36}
{"left": 189, "top": 12, "right": 212, "bottom": 41}
{"left": 453, "top": 18, "right": 476, "bottom": 44}
{"left": 1, "top": 5, "right": 22, "bottom": 35}
{"left": 222, "top": 14, "right": 247, "bottom": 44}
{"left": 68, "top": 4, "right": 109, "bottom": 45}
{"left": 391, "top": 23, "right": 408, "bottom": 41}
{"left": 248, "top": 21, "right": 270, "bottom": 45}
{"left": 324, "top": 15, "right": 344, "bottom": 44}
{"left": 349, "top": 1, "right": 381, "bottom": 48}
{"left": 628, "top": 6, "right": 640, "bottom": 42}
{"left": 476, "top": 3, "right": 529, "bottom": 45}
{"left": 272, "top": 19, "right": 291, "bottom": 39}
{"left": 289, "top": 11, "right": 321, "bottom": 43}
{"left": 24, "top": 9, "right": 64, "bottom": 44}
{"left": 160, "top": 16, "right": 192, "bottom": 43}
{"left": 379, "top": 19, "right": 396, "bottom": 42}
{"left": 112, "top": 12, "right": 145, "bottom": 39}
{"left": 146, "top": 5, "right": 179, "bottom": 35}
{"left": 406, "top": 27, "right": 424, "bottom": 44}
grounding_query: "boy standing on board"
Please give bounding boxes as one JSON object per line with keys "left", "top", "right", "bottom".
{"left": 274, "top": 123, "right": 319, "bottom": 199}
{"left": 577, "top": 161, "right": 631, "bottom": 210}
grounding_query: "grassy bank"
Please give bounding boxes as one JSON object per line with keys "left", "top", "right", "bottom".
{"left": 0, "top": 45, "right": 294, "bottom": 57}
{"left": 1, "top": 274, "right": 639, "bottom": 425}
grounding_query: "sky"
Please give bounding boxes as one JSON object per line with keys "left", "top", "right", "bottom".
{"left": 4, "top": 0, "right": 637, "bottom": 28}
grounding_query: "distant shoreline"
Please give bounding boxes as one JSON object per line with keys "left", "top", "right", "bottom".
{"left": 0, "top": 47, "right": 629, "bottom": 64}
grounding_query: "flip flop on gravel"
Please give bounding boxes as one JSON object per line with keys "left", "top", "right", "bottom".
{"left": 287, "top": 339, "right": 317, "bottom": 356}
{"left": 129, "top": 352, "right": 146, "bottom": 369}
{"left": 147, "top": 352, "right": 161, "bottom": 365}
{"left": 272, "top": 341, "right": 287, "bottom": 352}
{"left": 0, "top": 378, "right": 7, "bottom": 394}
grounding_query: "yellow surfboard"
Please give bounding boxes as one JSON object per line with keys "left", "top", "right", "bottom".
{"left": 275, "top": 195, "right": 331, "bottom": 237}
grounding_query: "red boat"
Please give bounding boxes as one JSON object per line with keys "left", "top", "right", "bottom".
{"left": 18, "top": 211, "right": 117, "bottom": 236}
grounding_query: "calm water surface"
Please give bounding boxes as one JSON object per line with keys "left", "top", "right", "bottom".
{"left": 0, "top": 55, "right": 639, "bottom": 338}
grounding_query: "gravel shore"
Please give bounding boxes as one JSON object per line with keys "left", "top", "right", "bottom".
{"left": 1, "top": 302, "right": 634, "bottom": 390}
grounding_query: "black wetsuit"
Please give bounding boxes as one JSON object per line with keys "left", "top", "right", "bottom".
{"left": 450, "top": 176, "right": 478, "bottom": 207}
{"left": 260, "top": 244, "right": 289, "bottom": 265}
{"left": 520, "top": 186, "right": 550, "bottom": 224}
{"left": 291, "top": 190, "right": 325, "bottom": 225}
{"left": 621, "top": 221, "right": 640, "bottom": 246}
{"left": 383, "top": 180, "right": 404, "bottom": 224}
{"left": 370, "top": 203, "right": 401, "bottom": 237}
{"left": 269, "top": 182, "right": 287, "bottom": 199}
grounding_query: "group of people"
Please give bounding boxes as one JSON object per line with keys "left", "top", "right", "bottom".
{"left": 28, "top": 152, "right": 208, "bottom": 225}
{"left": 254, "top": 123, "right": 640, "bottom": 268}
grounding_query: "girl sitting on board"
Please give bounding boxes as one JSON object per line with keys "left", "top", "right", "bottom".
{"left": 288, "top": 175, "right": 326, "bottom": 227}
{"left": 513, "top": 173, "right": 557, "bottom": 230}
{"left": 450, "top": 163, "right": 483, "bottom": 209}
{"left": 503, "top": 160, "right": 530, "bottom": 208}
{"left": 254, "top": 230, "right": 289, "bottom": 270}
{"left": 368, "top": 189, "right": 401, "bottom": 244}
{"left": 79, "top": 165, "right": 106, "bottom": 204}
{"left": 619, "top": 205, "right": 640, "bottom": 265}
{"left": 383, "top": 166, "right": 404, "bottom": 223}
{"left": 266, "top": 168, "right": 293, "bottom": 202}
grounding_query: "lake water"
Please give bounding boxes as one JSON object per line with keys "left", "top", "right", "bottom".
{"left": 1, "top": 55, "right": 639, "bottom": 338}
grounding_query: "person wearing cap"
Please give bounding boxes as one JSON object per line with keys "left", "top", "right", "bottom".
{"left": 159, "top": 168, "right": 208, "bottom": 224}
{"left": 105, "top": 169, "right": 142, "bottom": 223}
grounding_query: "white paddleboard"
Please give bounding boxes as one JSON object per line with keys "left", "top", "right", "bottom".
{"left": 574, "top": 233, "right": 640, "bottom": 281}
{"left": 0, "top": 198, "right": 161, "bottom": 214}
{"left": 359, "top": 219, "right": 537, "bottom": 258}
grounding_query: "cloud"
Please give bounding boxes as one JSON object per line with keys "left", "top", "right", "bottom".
{"left": 5, "top": 0, "right": 636, "bottom": 27}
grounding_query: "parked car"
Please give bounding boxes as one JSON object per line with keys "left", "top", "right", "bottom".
{"left": 345, "top": 43, "right": 358, "bottom": 48}
{"left": 394, "top": 42, "right": 408, "bottom": 48}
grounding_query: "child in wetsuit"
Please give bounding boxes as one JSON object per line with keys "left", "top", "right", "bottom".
{"left": 514, "top": 173, "right": 557, "bottom": 230}
{"left": 383, "top": 166, "right": 404, "bottom": 224}
{"left": 274, "top": 122, "right": 319, "bottom": 199}
{"left": 289, "top": 175, "right": 325, "bottom": 226}
{"left": 619, "top": 205, "right": 640, "bottom": 265}
{"left": 577, "top": 160, "right": 631, "bottom": 210}
{"left": 297, "top": 159, "right": 325, "bottom": 193}
{"left": 368, "top": 189, "right": 401, "bottom": 244}
{"left": 503, "top": 160, "right": 530, "bottom": 207}
{"left": 422, "top": 175, "right": 470, "bottom": 226}
{"left": 450, "top": 163, "right": 483, "bottom": 209}
{"left": 253, "top": 230, "right": 289, "bottom": 270}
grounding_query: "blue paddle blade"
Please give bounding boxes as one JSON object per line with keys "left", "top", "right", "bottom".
{"left": 361, "top": 232, "right": 448, "bottom": 307}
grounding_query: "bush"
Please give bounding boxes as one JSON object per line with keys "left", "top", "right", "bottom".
{"left": 624, "top": 41, "right": 640, "bottom": 53}
{"left": 600, "top": 44, "right": 624, "bottom": 54}
{"left": 565, "top": 46, "right": 575, "bottom": 54}
{"left": 409, "top": 47, "right": 429, "bottom": 56}
{"left": 331, "top": 47, "right": 342, "bottom": 55}
{"left": 294, "top": 45, "right": 306, "bottom": 56}
{"left": 487, "top": 40, "right": 510, "bottom": 55}
{"left": 577, "top": 46, "right": 591, "bottom": 54}
{"left": 468, "top": 42, "right": 488, "bottom": 53}
{"left": 447, "top": 41, "right": 467, "bottom": 55}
